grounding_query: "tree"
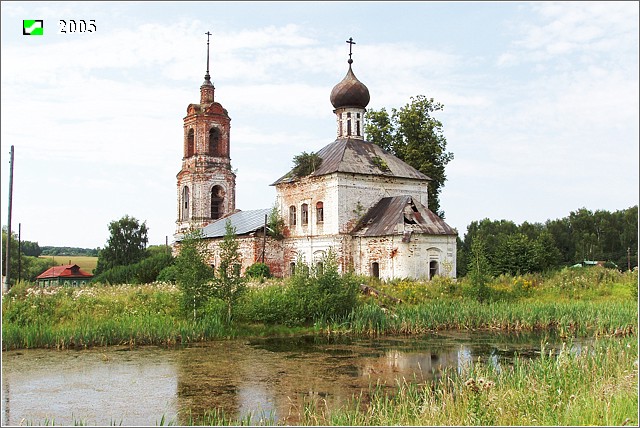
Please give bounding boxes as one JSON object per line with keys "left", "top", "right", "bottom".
{"left": 267, "top": 204, "right": 286, "bottom": 240}
{"left": 291, "top": 151, "right": 322, "bottom": 178}
{"left": 214, "top": 220, "right": 246, "bottom": 323}
{"left": 467, "top": 237, "right": 492, "bottom": 303}
{"left": 174, "top": 228, "right": 215, "bottom": 318}
{"left": 365, "top": 95, "right": 454, "bottom": 216}
{"left": 94, "top": 215, "right": 149, "bottom": 275}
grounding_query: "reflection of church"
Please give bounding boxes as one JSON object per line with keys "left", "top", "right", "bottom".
{"left": 174, "top": 36, "right": 457, "bottom": 280}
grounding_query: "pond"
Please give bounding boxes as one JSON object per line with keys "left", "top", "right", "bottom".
{"left": 1, "top": 331, "right": 587, "bottom": 426}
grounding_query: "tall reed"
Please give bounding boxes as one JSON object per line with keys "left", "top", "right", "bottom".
{"left": 316, "top": 336, "right": 638, "bottom": 426}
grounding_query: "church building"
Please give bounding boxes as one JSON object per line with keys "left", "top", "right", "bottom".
{"left": 175, "top": 36, "right": 457, "bottom": 281}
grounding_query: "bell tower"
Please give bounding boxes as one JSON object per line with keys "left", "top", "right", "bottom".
{"left": 176, "top": 32, "right": 236, "bottom": 234}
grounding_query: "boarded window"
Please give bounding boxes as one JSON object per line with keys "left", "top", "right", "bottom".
{"left": 301, "top": 203, "right": 308, "bottom": 225}
{"left": 316, "top": 201, "right": 324, "bottom": 223}
{"left": 289, "top": 205, "right": 296, "bottom": 226}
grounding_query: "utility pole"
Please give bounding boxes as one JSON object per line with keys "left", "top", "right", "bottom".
{"left": 4, "top": 145, "right": 15, "bottom": 293}
{"left": 261, "top": 214, "right": 267, "bottom": 264}
{"left": 628, "top": 247, "right": 631, "bottom": 271}
{"left": 18, "top": 223, "right": 21, "bottom": 282}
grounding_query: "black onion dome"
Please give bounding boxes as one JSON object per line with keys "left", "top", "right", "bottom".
{"left": 330, "top": 64, "right": 370, "bottom": 109}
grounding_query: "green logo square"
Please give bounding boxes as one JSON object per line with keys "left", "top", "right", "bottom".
{"left": 23, "top": 20, "right": 44, "bottom": 36}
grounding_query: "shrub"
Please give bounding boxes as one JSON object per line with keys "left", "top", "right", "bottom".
{"left": 92, "top": 252, "right": 173, "bottom": 285}
{"left": 244, "top": 262, "right": 271, "bottom": 279}
{"left": 236, "top": 251, "right": 359, "bottom": 326}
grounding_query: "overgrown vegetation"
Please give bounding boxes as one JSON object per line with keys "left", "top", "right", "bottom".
{"left": 2, "top": 264, "right": 636, "bottom": 351}
{"left": 214, "top": 220, "right": 246, "bottom": 323}
{"left": 173, "top": 229, "right": 215, "bottom": 319}
{"left": 291, "top": 151, "right": 323, "bottom": 178}
{"left": 236, "top": 251, "right": 360, "bottom": 326}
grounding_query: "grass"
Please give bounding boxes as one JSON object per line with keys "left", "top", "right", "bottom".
{"left": 3, "top": 267, "right": 637, "bottom": 426}
{"left": 39, "top": 255, "right": 98, "bottom": 273}
{"left": 2, "top": 267, "right": 637, "bottom": 351}
{"left": 314, "top": 336, "right": 638, "bottom": 426}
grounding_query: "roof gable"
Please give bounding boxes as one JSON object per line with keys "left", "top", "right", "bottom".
{"left": 272, "top": 138, "right": 430, "bottom": 185}
{"left": 351, "top": 196, "right": 457, "bottom": 237}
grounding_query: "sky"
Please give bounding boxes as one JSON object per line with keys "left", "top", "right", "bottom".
{"left": 1, "top": 1, "right": 638, "bottom": 249}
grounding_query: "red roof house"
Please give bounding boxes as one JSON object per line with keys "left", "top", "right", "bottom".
{"left": 36, "top": 264, "right": 93, "bottom": 286}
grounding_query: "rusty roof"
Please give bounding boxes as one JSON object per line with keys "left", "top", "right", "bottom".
{"left": 36, "top": 264, "right": 93, "bottom": 279}
{"left": 194, "top": 208, "right": 271, "bottom": 239}
{"left": 272, "top": 138, "right": 431, "bottom": 185}
{"left": 351, "top": 195, "right": 457, "bottom": 237}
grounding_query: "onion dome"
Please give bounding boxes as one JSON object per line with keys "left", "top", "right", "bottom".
{"left": 330, "top": 60, "right": 370, "bottom": 109}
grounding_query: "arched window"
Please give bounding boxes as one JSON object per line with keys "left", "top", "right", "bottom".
{"left": 186, "top": 129, "right": 195, "bottom": 157}
{"left": 316, "top": 201, "right": 324, "bottom": 223}
{"left": 346, "top": 112, "right": 352, "bottom": 136}
{"left": 356, "top": 113, "right": 361, "bottom": 136}
{"left": 211, "top": 185, "right": 224, "bottom": 220}
{"left": 289, "top": 205, "right": 296, "bottom": 226}
{"left": 289, "top": 262, "right": 296, "bottom": 276}
{"left": 301, "top": 204, "right": 308, "bottom": 225}
{"left": 181, "top": 186, "right": 190, "bottom": 220}
{"left": 209, "top": 128, "right": 220, "bottom": 156}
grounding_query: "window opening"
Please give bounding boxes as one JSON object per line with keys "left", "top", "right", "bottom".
{"left": 289, "top": 205, "right": 297, "bottom": 226}
{"left": 182, "top": 186, "right": 190, "bottom": 220}
{"left": 301, "top": 204, "right": 309, "bottom": 225}
{"left": 211, "top": 186, "right": 224, "bottom": 220}
{"left": 186, "top": 129, "right": 195, "bottom": 157}
{"left": 316, "top": 201, "right": 324, "bottom": 223}
{"left": 209, "top": 128, "right": 220, "bottom": 156}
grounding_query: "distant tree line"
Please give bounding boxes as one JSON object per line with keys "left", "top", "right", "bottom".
{"left": 41, "top": 246, "right": 99, "bottom": 257}
{"left": 457, "top": 206, "right": 638, "bottom": 277}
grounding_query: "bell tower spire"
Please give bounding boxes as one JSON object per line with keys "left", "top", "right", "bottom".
{"left": 200, "top": 31, "right": 215, "bottom": 105}
{"left": 176, "top": 31, "right": 236, "bottom": 235}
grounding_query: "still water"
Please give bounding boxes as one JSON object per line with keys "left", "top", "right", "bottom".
{"left": 1, "top": 331, "right": 584, "bottom": 426}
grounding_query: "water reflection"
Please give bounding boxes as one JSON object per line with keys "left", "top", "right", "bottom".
{"left": 1, "top": 331, "right": 585, "bottom": 426}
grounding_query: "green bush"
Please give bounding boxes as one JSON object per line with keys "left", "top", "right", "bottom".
{"left": 235, "top": 252, "right": 359, "bottom": 326}
{"left": 92, "top": 252, "right": 174, "bottom": 285}
{"left": 244, "top": 262, "right": 271, "bottom": 279}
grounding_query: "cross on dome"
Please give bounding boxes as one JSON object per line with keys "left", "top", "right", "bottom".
{"left": 346, "top": 37, "right": 355, "bottom": 64}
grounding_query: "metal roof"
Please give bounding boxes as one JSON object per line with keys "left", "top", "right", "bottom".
{"left": 199, "top": 208, "right": 271, "bottom": 239}
{"left": 351, "top": 195, "right": 457, "bottom": 237}
{"left": 36, "top": 264, "right": 93, "bottom": 279}
{"left": 272, "top": 138, "right": 431, "bottom": 185}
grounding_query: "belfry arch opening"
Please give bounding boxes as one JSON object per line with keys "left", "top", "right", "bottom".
{"left": 186, "top": 129, "right": 195, "bottom": 158}
{"left": 211, "top": 185, "right": 225, "bottom": 220}
{"left": 209, "top": 127, "right": 220, "bottom": 156}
